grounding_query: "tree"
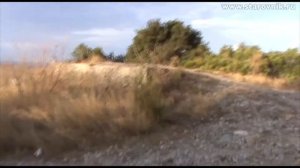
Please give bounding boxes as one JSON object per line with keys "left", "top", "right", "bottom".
{"left": 250, "top": 51, "right": 267, "bottom": 74}
{"left": 92, "top": 47, "right": 105, "bottom": 57}
{"left": 219, "top": 45, "right": 234, "bottom": 58}
{"left": 125, "top": 19, "right": 207, "bottom": 64}
{"left": 72, "top": 43, "right": 92, "bottom": 61}
{"left": 106, "top": 52, "right": 125, "bottom": 62}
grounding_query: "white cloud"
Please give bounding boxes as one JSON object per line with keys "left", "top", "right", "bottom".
{"left": 233, "top": 43, "right": 239, "bottom": 50}
{"left": 0, "top": 42, "right": 14, "bottom": 50}
{"left": 0, "top": 41, "right": 71, "bottom": 62}
{"left": 71, "top": 28, "right": 135, "bottom": 54}
{"left": 191, "top": 17, "right": 299, "bottom": 51}
{"left": 191, "top": 17, "right": 296, "bottom": 32}
{"left": 72, "top": 28, "right": 134, "bottom": 37}
{"left": 1, "top": 42, "right": 42, "bottom": 52}
{"left": 289, "top": 39, "right": 300, "bottom": 49}
{"left": 2, "top": 41, "right": 66, "bottom": 52}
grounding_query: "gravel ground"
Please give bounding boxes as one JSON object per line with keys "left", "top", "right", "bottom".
{"left": 1, "top": 63, "right": 299, "bottom": 166}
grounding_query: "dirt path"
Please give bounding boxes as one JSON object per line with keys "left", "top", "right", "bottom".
{"left": 1, "top": 63, "right": 299, "bottom": 166}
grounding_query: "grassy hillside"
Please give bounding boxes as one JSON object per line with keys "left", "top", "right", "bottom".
{"left": 0, "top": 62, "right": 226, "bottom": 157}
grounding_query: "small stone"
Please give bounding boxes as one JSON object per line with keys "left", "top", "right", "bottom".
{"left": 71, "top": 158, "right": 77, "bottom": 162}
{"left": 33, "top": 147, "right": 43, "bottom": 158}
{"left": 219, "top": 134, "right": 232, "bottom": 143}
{"left": 234, "top": 130, "right": 248, "bottom": 136}
{"left": 285, "top": 114, "right": 294, "bottom": 121}
{"left": 162, "top": 157, "right": 174, "bottom": 165}
{"left": 219, "top": 155, "right": 227, "bottom": 162}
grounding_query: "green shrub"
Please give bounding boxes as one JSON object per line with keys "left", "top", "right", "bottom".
{"left": 125, "top": 19, "right": 208, "bottom": 64}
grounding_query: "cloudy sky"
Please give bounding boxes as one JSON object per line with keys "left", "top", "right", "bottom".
{"left": 0, "top": 2, "right": 299, "bottom": 62}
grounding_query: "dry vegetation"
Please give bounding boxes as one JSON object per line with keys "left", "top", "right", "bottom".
{"left": 201, "top": 70, "right": 300, "bottom": 91}
{"left": 0, "top": 62, "right": 222, "bottom": 157}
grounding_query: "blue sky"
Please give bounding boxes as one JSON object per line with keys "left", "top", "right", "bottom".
{"left": 0, "top": 2, "right": 299, "bottom": 62}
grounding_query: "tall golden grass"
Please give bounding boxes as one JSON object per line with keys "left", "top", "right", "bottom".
{"left": 0, "top": 62, "right": 220, "bottom": 157}
{"left": 205, "top": 70, "right": 300, "bottom": 91}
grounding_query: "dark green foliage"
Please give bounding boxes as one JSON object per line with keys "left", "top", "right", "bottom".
{"left": 92, "top": 47, "right": 105, "bottom": 57}
{"left": 125, "top": 19, "right": 208, "bottom": 64}
{"left": 72, "top": 44, "right": 107, "bottom": 62}
{"left": 265, "top": 49, "right": 300, "bottom": 78}
{"left": 182, "top": 42, "right": 300, "bottom": 80}
{"left": 72, "top": 43, "right": 93, "bottom": 61}
{"left": 71, "top": 19, "right": 299, "bottom": 81}
{"left": 219, "top": 45, "right": 234, "bottom": 59}
{"left": 106, "top": 52, "right": 125, "bottom": 63}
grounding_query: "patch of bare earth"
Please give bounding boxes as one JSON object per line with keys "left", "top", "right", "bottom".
{"left": 0, "top": 63, "right": 299, "bottom": 166}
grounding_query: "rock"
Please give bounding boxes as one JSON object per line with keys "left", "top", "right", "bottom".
{"left": 218, "top": 134, "right": 232, "bottom": 145}
{"left": 285, "top": 114, "right": 294, "bottom": 121}
{"left": 33, "top": 148, "right": 43, "bottom": 158}
{"left": 122, "top": 83, "right": 128, "bottom": 88}
{"left": 234, "top": 130, "right": 248, "bottom": 136}
{"left": 162, "top": 157, "right": 174, "bottom": 165}
{"left": 160, "top": 144, "right": 165, "bottom": 150}
{"left": 219, "top": 155, "right": 228, "bottom": 162}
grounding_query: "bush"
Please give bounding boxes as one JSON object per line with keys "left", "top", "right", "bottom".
{"left": 72, "top": 44, "right": 107, "bottom": 62}
{"left": 181, "top": 42, "right": 300, "bottom": 81}
{"left": 106, "top": 52, "right": 125, "bottom": 62}
{"left": 72, "top": 43, "right": 93, "bottom": 61}
{"left": 125, "top": 19, "right": 208, "bottom": 64}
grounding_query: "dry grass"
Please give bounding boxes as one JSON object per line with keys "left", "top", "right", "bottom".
{"left": 80, "top": 55, "right": 106, "bottom": 65}
{"left": 0, "top": 62, "right": 218, "bottom": 157}
{"left": 206, "top": 70, "right": 299, "bottom": 91}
